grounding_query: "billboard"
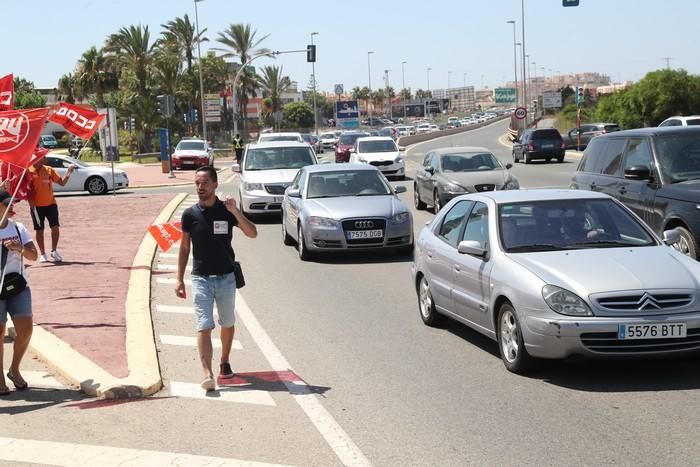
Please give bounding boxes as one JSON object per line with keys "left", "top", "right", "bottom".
{"left": 391, "top": 105, "right": 405, "bottom": 118}
{"left": 335, "top": 100, "right": 359, "bottom": 119}
{"left": 542, "top": 91, "right": 562, "bottom": 109}
{"left": 495, "top": 88, "right": 517, "bottom": 104}
{"left": 97, "top": 108, "right": 119, "bottom": 161}
{"left": 425, "top": 100, "right": 441, "bottom": 114}
{"left": 405, "top": 104, "right": 426, "bottom": 118}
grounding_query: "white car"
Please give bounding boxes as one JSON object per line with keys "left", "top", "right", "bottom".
{"left": 257, "top": 132, "right": 303, "bottom": 143}
{"left": 44, "top": 154, "right": 128, "bottom": 195}
{"left": 349, "top": 136, "right": 405, "bottom": 179}
{"left": 234, "top": 141, "right": 318, "bottom": 216}
{"left": 658, "top": 115, "right": 700, "bottom": 127}
{"left": 171, "top": 138, "right": 213, "bottom": 170}
{"left": 318, "top": 132, "right": 339, "bottom": 149}
{"left": 416, "top": 123, "right": 432, "bottom": 134}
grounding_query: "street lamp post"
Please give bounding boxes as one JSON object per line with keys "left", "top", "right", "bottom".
{"left": 401, "top": 61, "right": 406, "bottom": 93}
{"left": 310, "top": 32, "right": 319, "bottom": 136}
{"left": 194, "top": 0, "right": 207, "bottom": 141}
{"left": 426, "top": 67, "right": 431, "bottom": 93}
{"left": 447, "top": 70, "right": 451, "bottom": 112}
{"left": 232, "top": 52, "right": 271, "bottom": 137}
{"left": 507, "top": 20, "right": 519, "bottom": 107}
{"left": 520, "top": 0, "right": 528, "bottom": 123}
{"left": 532, "top": 61, "right": 537, "bottom": 99}
{"left": 367, "top": 51, "right": 374, "bottom": 123}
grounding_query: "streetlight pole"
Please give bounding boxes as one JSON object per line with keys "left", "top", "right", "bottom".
{"left": 520, "top": 0, "right": 527, "bottom": 123}
{"left": 310, "top": 32, "right": 319, "bottom": 136}
{"left": 367, "top": 51, "right": 374, "bottom": 124}
{"left": 233, "top": 52, "right": 271, "bottom": 137}
{"left": 447, "top": 70, "right": 451, "bottom": 112}
{"left": 532, "top": 61, "right": 537, "bottom": 99}
{"left": 525, "top": 54, "right": 530, "bottom": 103}
{"left": 426, "top": 67, "right": 431, "bottom": 93}
{"left": 507, "top": 20, "right": 519, "bottom": 107}
{"left": 401, "top": 61, "right": 406, "bottom": 93}
{"left": 194, "top": 0, "right": 207, "bottom": 141}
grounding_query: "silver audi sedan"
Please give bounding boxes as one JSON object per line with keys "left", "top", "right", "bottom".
{"left": 281, "top": 164, "right": 413, "bottom": 260}
{"left": 411, "top": 189, "right": 700, "bottom": 373}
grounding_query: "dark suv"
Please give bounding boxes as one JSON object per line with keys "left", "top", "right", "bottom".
{"left": 512, "top": 128, "right": 565, "bottom": 164}
{"left": 570, "top": 126, "right": 700, "bottom": 259}
{"left": 562, "top": 122, "right": 621, "bottom": 150}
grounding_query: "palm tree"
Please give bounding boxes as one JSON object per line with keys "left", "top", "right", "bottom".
{"left": 258, "top": 65, "right": 291, "bottom": 114}
{"left": 76, "top": 46, "right": 118, "bottom": 107}
{"left": 106, "top": 25, "right": 156, "bottom": 99}
{"left": 215, "top": 23, "right": 272, "bottom": 127}
{"left": 57, "top": 74, "right": 78, "bottom": 104}
{"left": 400, "top": 88, "right": 412, "bottom": 100}
{"left": 160, "top": 14, "right": 207, "bottom": 73}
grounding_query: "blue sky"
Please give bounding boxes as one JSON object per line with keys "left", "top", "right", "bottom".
{"left": 6, "top": 0, "right": 698, "bottom": 92}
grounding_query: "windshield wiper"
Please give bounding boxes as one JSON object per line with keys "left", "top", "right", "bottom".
{"left": 507, "top": 244, "right": 574, "bottom": 252}
{"left": 355, "top": 193, "right": 389, "bottom": 196}
{"left": 568, "top": 240, "right": 640, "bottom": 248}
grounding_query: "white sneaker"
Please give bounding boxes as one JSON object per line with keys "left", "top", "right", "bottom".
{"left": 50, "top": 249, "right": 63, "bottom": 262}
{"left": 200, "top": 377, "right": 216, "bottom": 392}
{"left": 39, "top": 254, "right": 48, "bottom": 263}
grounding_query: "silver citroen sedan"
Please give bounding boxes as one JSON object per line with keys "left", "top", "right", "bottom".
{"left": 281, "top": 164, "right": 413, "bottom": 260}
{"left": 411, "top": 189, "right": 700, "bottom": 373}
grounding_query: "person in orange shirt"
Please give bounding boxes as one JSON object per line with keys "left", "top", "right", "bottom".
{"left": 28, "top": 157, "right": 74, "bottom": 262}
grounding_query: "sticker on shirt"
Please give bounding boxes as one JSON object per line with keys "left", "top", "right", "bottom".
{"left": 213, "top": 220, "right": 228, "bottom": 234}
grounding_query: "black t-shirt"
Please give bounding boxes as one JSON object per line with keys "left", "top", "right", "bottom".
{"left": 181, "top": 199, "right": 238, "bottom": 276}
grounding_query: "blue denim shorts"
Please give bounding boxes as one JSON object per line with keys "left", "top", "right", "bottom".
{"left": 191, "top": 272, "right": 236, "bottom": 331}
{"left": 0, "top": 287, "right": 33, "bottom": 325}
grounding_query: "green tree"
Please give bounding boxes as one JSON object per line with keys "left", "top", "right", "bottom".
{"left": 106, "top": 25, "right": 157, "bottom": 99}
{"left": 283, "top": 101, "right": 314, "bottom": 130}
{"left": 160, "top": 14, "right": 207, "bottom": 73}
{"left": 400, "top": 88, "right": 412, "bottom": 100}
{"left": 57, "top": 73, "right": 79, "bottom": 104}
{"left": 13, "top": 77, "right": 46, "bottom": 109}
{"left": 631, "top": 69, "right": 700, "bottom": 126}
{"left": 76, "top": 46, "right": 118, "bottom": 107}
{"left": 258, "top": 65, "right": 291, "bottom": 115}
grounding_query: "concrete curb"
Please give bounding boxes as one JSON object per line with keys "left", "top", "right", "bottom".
{"left": 129, "top": 167, "right": 228, "bottom": 189}
{"left": 498, "top": 133, "right": 584, "bottom": 160}
{"left": 25, "top": 193, "right": 188, "bottom": 399}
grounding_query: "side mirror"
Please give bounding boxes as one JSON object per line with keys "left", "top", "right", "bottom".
{"left": 425, "top": 166, "right": 435, "bottom": 174}
{"left": 457, "top": 240, "right": 487, "bottom": 258}
{"left": 394, "top": 186, "right": 407, "bottom": 194}
{"left": 624, "top": 165, "right": 652, "bottom": 181}
{"left": 286, "top": 188, "right": 301, "bottom": 198}
{"left": 663, "top": 228, "right": 681, "bottom": 246}
{"left": 231, "top": 163, "right": 241, "bottom": 173}
{"left": 398, "top": 146, "right": 406, "bottom": 151}
{"left": 505, "top": 163, "right": 513, "bottom": 170}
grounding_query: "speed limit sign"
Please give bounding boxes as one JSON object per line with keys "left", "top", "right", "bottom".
{"left": 514, "top": 106, "right": 527, "bottom": 120}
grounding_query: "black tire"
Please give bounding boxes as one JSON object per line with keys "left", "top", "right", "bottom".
{"left": 297, "top": 224, "right": 313, "bottom": 261}
{"left": 497, "top": 302, "right": 537, "bottom": 373}
{"left": 86, "top": 176, "right": 107, "bottom": 195}
{"left": 524, "top": 152, "right": 531, "bottom": 164}
{"left": 546, "top": 158, "right": 551, "bottom": 163}
{"left": 512, "top": 151, "right": 519, "bottom": 163}
{"left": 433, "top": 190, "right": 442, "bottom": 214}
{"left": 672, "top": 226, "right": 698, "bottom": 259}
{"left": 282, "top": 216, "right": 294, "bottom": 246}
{"left": 558, "top": 155, "right": 565, "bottom": 163}
{"left": 418, "top": 275, "right": 444, "bottom": 326}
{"left": 414, "top": 184, "right": 426, "bottom": 210}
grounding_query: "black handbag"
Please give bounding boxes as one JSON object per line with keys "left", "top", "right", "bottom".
{"left": 0, "top": 224, "right": 27, "bottom": 300}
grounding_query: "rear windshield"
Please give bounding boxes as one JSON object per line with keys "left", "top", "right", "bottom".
{"left": 604, "top": 125, "right": 621, "bottom": 132}
{"left": 531, "top": 129, "right": 561, "bottom": 139}
{"left": 358, "top": 140, "right": 397, "bottom": 153}
{"left": 339, "top": 133, "right": 366, "bottom": 145}
{"left": 687, "top": 119, "right": 700, "bottom": 126}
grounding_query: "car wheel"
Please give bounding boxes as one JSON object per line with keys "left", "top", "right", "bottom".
{"left": 282, "top": 215, "right": 294, "bottom": 246}
{"left": 512, "top": 151, "right": 518, "bottom": 163}
{"left": 558, "top": 155, "right": 565, "bottom": 163}
{"left": 414, "top": 184, "right": 426, "bottom": 210}
{"left": 524, "top": 152, "right": 531, "bottom": 164}
{"left": 297, "top": 224, "right": 313, "bottom": 261}
{"left": 433, "top": 190, "right": 442, "bottom": 214}
{"left": 672, "top": 226, "right": 697, "bottom": 259}
{"left": 418, "top": 275, "right": 443, "bottom": 326}
{"left": 546, "top": 157, "right": 551, "bottom": 163}
{"left": 86, "top": 176, "right": 108, "bottom": 195}
{"left": 498, "top": 302, "right": 536, "bottom": 373}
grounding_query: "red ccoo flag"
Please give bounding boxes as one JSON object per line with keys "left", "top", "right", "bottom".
{"left": 0, "top": 74, "right": 13, "bottom": 111}
{"left": 48, "top": 102, "right": 105, "bottom": 140}
{"left": 0, "top": 107, "right": 49, "bottom": 169}
{"left": 148, "top": 222, "right": 183, "bottom": 253}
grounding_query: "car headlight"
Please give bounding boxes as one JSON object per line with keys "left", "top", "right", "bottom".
{"left": 308, "top": 216, "right": 336, "bottom": 227}
{"left": 441, "top": 182, "right": 466, "bottom": 193}
{"left": 358, "top": 157, "right": 368, "bottom": 163}
{"left": 394, "top": 155, "right": 402, "bottom": 163}
{"left": 542, "top": 285, "right": 593, "bottom": 317}
{"left": 504, "top": 180, "right": 519, "bottom": 190}
{"left": 391, "top": 212, "right": 410, "bottom": 224}
{"left": 243, "top": 182, "right": 264, "bottom": 191}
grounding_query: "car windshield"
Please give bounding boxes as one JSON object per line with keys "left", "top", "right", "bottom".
{"left": 499, "top": 199, "right": 656, "bottom": 252}
{"left": 301, "top": 134, "right": 313, "bottom": 143}
{"left": 604, "top": 125, "right": 621, "bottom": 132}
{"left": 260, "top": 135, "right": 300, "bottom": 142}
{"left": 531, "top": 129, "right": 561, "bottom": 139}
{"left": 358, "top": 140, "right": 397, "bottom": 153}
{"left": 655, "top": 133, "right": 700, "bottom": 183}
{"left": 339, "top": 134, "right": 366, "bottom": 145}
{"left": 244, "top": 147, "right": 315, "bottom": 170}
{"left": 177, "top": 141, "right": 205, "bottom": 151}
{"left": 43, "top": 136, "right": 57, "bottom": 142}
{"left": 440, "top": 153, "right": 500, "bottom": 172}
{"left": 320, "top": 134, "right": 335, "bottom": 140}
{"left": 306, "top": 170, "right": 392, "bottom": 198}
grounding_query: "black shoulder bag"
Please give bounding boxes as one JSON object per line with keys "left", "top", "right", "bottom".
{"left": 191, "top": 205, "right": 245, "bottom": 289}
{"left": 0, "top": 224, "right": 28, "bottom": 300}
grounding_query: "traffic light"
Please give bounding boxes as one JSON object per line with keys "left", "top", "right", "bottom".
{"left": 157, "top": 94, "right": 175, "bottom": 117}
{"left": 576, "top": 86, "right": 584, "bottom": 105}
{"left": 563, "top": 0, "right": 579, "bottom": 6}
{"left": 306, "top": 44, "right": 316, "bottom": 63}
{"left": 193, "top": 108, "right": 198, "bottom": 122}
{"left": 129, "top": 117, "right": 135, "bottom": 131}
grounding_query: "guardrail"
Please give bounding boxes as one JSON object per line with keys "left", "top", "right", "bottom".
{"left": 397, "top": 115, "right": 511, "bottom": 147}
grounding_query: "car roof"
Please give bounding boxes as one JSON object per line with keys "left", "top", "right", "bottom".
{"left": 597, "top": 126, "right": 700, "bottom": 137}
{"left": 431, "top": 146, "right": 492, "bottom": 155}
{"left": 177, "top": 138, "right": 205, "bottom": 144}
{"left": 356, "top": 136, "right": 395, "bottom": 142}
{"left": 663, "top": 115, "right": 700, "bottom": 121}
{"left": 259, "top": 132, "right": 302, "bottom": 137}
{"left": 304, "top": 163, "right": 379, "bottom": 174}
{"left": 248, "top": 141, "right": 311, "bottom": 149}
{"left": 465, "top": 189, "right": 610, "bottom": 205}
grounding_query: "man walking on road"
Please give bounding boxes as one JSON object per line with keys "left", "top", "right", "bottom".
{"left": 233, "top": 134, "right": 244, "bottom": 164}
{"left": 29, "top": 156, "right": 75, "bottom": 262}
{"left": 175, "top": 166, "right": 257, "bottom": 391}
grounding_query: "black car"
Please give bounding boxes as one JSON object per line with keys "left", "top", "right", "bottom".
{"left": 570, "top": 126, "right": 700, "bottom": 259}
{"left": 512, "top": 128, "right": 565, "bottom": 164}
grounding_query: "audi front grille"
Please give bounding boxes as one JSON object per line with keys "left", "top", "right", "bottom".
{"left": 341, "top": 218, "right": 387, "bottom": 245}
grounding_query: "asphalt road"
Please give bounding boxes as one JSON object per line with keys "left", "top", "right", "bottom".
{"left": 4, "top": 122, "right": 699, "bottom": 466}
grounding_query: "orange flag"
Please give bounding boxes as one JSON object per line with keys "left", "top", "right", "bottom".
{"left": 148, "top": 222, "right": 182, "bottom": 252}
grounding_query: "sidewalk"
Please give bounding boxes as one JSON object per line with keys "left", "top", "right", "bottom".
{"left": 10, "top": 191, "right": 185, "bottom": 398}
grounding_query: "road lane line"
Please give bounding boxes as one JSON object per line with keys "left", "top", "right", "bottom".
{"left": 0, "top": 437, "right": 290, "bottom": 467}
{"left": 156, "top": 264, "right": 190, "bottom": 271}
{"left": 169, "top": 381, "right": 276, "bottom": 406}
{"left": 159, "top": 334, "right": 243, "bottom": 350}
{"left": 236, "top": 294, "right": 372, "bottom": 467}
{"left": 156, "top": 304, "right": 205, "bottom": 314}
{"left": 157, "top": 278, "right": 191, "bottom": 285}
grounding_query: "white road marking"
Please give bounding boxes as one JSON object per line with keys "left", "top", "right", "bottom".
{"left": 158, "top": 253, "right": 179, "bottom": 259}
{"left": 157, "top": 304, "right": 201, "bottom": 314}
{"left": 0, "top": 437, "right": 290, "bottom": 467}
{"left": 156, "top": 264, "right": 190, "bottom": 271}
{"left": 169, "top": 381, "right": 276, "bottom": 406}
{"left": 157, "top": 277, "right": 191, "bottom": 285}
{"left": 236, "top": 295, "right": 372, "bottom": 466}
{"left": 159, "top": 334, "right": 242, "bottom": 350}
{"left": 22, "top": 370, "right": 65, "bottom": 389}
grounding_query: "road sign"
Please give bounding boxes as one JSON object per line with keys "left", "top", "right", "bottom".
{"left": 563, "top": 0, "right": 579, "bottom": 6}
{"left": 495, "top": 88, "right": 517, "bottom": 104}
{"left": 334, "top": 84, "right": 344, "bottom": 95}
{"left": 543, "top": 91, "right": 562, "bottom": 109}
{"left": 514, "top": 107, "right": 527, "bottom": 120}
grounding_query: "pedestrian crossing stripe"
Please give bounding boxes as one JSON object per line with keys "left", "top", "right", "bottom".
{"left": 156, "top": 264, "right": 190, "bottom": 271}
{"left": 158, "top": 253, "right": 179, "bottom": 258}
{"left": 159, "top": 335, "right": 242, "bottom": 350}
{"left": 157, "top": 277, "right": 190, "bottom": 285}
{"left": 156, "top": 304, "right": 208, "bottom": 314}
{"left": 168, "top": 381, "right": 276, "bottom": 406}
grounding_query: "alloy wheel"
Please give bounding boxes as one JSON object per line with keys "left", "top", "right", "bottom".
{"left": 500, "top": 308, "right": 520, "bottom": 364}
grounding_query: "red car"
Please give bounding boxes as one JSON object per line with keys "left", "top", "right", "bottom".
{"left": 171, "top": 139, "right": 214, "bottom": 169}
{"left": 335, "top": 131, "right": 369, "bottom": 162}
